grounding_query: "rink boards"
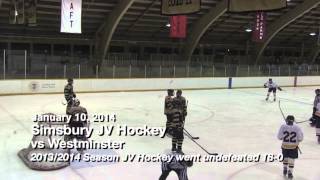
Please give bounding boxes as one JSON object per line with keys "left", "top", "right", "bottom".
{"left": 0, "top": 76, "right": 319, "bottom": 95}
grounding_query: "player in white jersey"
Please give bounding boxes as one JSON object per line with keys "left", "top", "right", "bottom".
{"left": 264, "top": 78, "right": 282, "bottom": 101}
{"left": 313, "top": 102, "right": 320, "bottom": 143}
{"left": 277, "top": 115, "right": 303, "bottom": 179}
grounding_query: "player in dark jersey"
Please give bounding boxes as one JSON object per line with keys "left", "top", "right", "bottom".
{"left": 174, "top": 90, "right": 187, "bottom": 120}
{"left": 171, "top": 98, "right": 185, "bottom": 153}
{"left": 164, "top": 89, "right": 175, "bottom": 136}
{"left": 159, "top": 152, "right": 193, "bottom": 180}
{"left": 314, "top": 102, "right": 320, "bottom": 144}
{"left": 310, "top": 89, "right": 320, "bottom": 127}
{"left": 65, "top": 98, "right": 88, "bottom": 152}
{"left": 64, "top": 78, "right": 76, "bottom": 113}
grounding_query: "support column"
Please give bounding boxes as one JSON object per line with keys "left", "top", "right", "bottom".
{"left": 245, "top": 40, "right": 249, "bottom": 55}
{"left": 29, "top": 43, "right": 33, "bottom": 72}
{"left": 140, "top": 46, "right": 144, "bottom": 58}
{"left": 70, "top": 44, "right": 74, "bottom": 62}
{"left": 30, "top": 43, "right": 34, "bottom": 55}
{"left": 90, "top": 45, "right": 93, "bottom": 61}
{"left": 7, "top": 42, "right": 11, "bottom": 71}
{"left": 300, "top": 42, "right": 305, "bottom": 58}
{"left": 50, "top": 44, "right": 54, "bottom": 57}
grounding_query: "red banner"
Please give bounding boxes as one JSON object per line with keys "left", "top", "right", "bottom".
{"left": 170, "top": 15, "right": 187, "bottom": 38}
{"left": 252, "top": 12, "right": 266, "bottom": 42}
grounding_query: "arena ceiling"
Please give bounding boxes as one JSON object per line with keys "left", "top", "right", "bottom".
{"left": 0, "top": 0, "right": 320, "bottom": 61}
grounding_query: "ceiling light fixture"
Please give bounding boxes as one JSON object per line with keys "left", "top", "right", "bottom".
{"left": 245, "top": 28, "right": 252, "bottom": 32}
{"left": 310, "top": 32, "right": 317, "bottom": 36}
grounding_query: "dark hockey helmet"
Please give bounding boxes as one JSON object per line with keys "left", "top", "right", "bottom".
{"left": 269, "top": 78, "right": 272, "bottom": 82}
{"left": 167, "top": 89, "right": 174, "bottom": 96}
{"left": 286, "top": 115, "right": 295, "bottom": 125}
{"left": 316, "top": 89, "right": 320, "bottom": 95}
{"left": 176, "top": 89, "right": 182, "bottom": 96}
{"left": 67, "top": 78, "right": 73, "bottom": 83}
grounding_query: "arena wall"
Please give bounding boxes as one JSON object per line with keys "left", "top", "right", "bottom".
{"left": 0, "top": 76, "right": 318, "bottom": 95}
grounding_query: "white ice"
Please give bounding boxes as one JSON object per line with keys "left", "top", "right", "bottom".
{"left": 0, "top": 87, "right": 319, "bottom": 180}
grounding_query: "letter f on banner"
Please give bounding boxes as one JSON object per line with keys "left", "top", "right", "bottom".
{"left": 61, "top": 0, "right": 82, "bottom": 34}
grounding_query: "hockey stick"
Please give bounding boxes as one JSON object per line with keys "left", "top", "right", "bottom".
{"left": 183, "top": 128, "right": 199, "bottom": 140}
{"left": 184, "top": 127, "right": 218, "bottom": 155}
{"left": 278, "top": 100, "right": 302, "bottom": 154}
{"left": 278, "top": 100, "right": 286, "bottom": 120}
{"left": 296, "top": 120, "right": 310, "bottom": 124}
{"left": 182, "top": 116, "right": 199, "bottom": 140}
{"left": 182, "top": 100, "right": 199, "bottom": 140}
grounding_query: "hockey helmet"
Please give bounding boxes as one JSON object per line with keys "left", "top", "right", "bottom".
{"left": 167, "top": 89, "right": 174, "bottom": 96}
{"left": 176, "top": 89, "right": 182, "bottom": 96}
{"left": 68, "top": 78, "right": 73, "bottom": 83}
{"left": 73, "top": 98, "right": 80, "bottom": 106}
{"left": 286, "top": 115, "right": 295, "bottom": 125}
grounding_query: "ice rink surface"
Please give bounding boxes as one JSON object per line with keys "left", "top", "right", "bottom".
{"left": 0, "top": 87, "right": 319, "bottom": 180}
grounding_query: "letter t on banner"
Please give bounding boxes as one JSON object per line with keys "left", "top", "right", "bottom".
{"left": 170, "top": 15, "right": 187, "bottom": 39}
{"left": 60, "top": 0, "right": 82, "bottom": 34}
{"left": 252, "top": 12, "right": 266, "bottom": 43}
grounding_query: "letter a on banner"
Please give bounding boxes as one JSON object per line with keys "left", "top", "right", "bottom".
{"left": 61, "top": 0, "right": 82, "bottom": 34}
{"left": 170, "top": 15, "right": 187, "bottom": 38}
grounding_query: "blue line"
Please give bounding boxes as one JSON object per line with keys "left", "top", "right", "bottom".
{"left": 228, "top": 77, "right": 232, "bottom": 89}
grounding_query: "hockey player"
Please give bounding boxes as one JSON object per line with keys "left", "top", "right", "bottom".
{"left": 174, "top": 90, "right": 187, "bottom": 121}
{"left": 313, "top": 102, "right": 320, "bottom": 143}
{"left": 64, "top": 78, "right": 76, "bottom": 113}
{"left": 264, "top": 78, "right": 282, "bottom": 101}
{"left": 164, "top": 89, "right": 175, "bottom": 136}
{"left": 66, "top": 98, "right": 88, "bottom": 152}
{"left": 159, "top": 152, "right": 193, "bottom": 180}
{"left": 310, "top": 89, "right": 320, "bottom": 127}
{"left": 171, "top": 98, "right": 185, "bottom": 153}
{"left": 277, "top": 115, "right": 304, "bottom": 179}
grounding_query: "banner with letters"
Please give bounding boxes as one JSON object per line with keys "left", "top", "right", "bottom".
{"left": 170, "top": 15, "right": 187, "bottom": 38}
{"left": 228, "top": 0, "right": 287, "bottom": 12}
{"left": 60, "top": 0, "right": 82, "bottom": 34}
{"left": 252, "top": 12, "right": 266, "bottom": 43}
{"left": 162, "top": 0, "right": 200, "bottom": 15}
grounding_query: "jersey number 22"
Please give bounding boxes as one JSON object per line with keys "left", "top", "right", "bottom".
{"left": 283, "top": 131, "right": 297, "bottom": 143}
